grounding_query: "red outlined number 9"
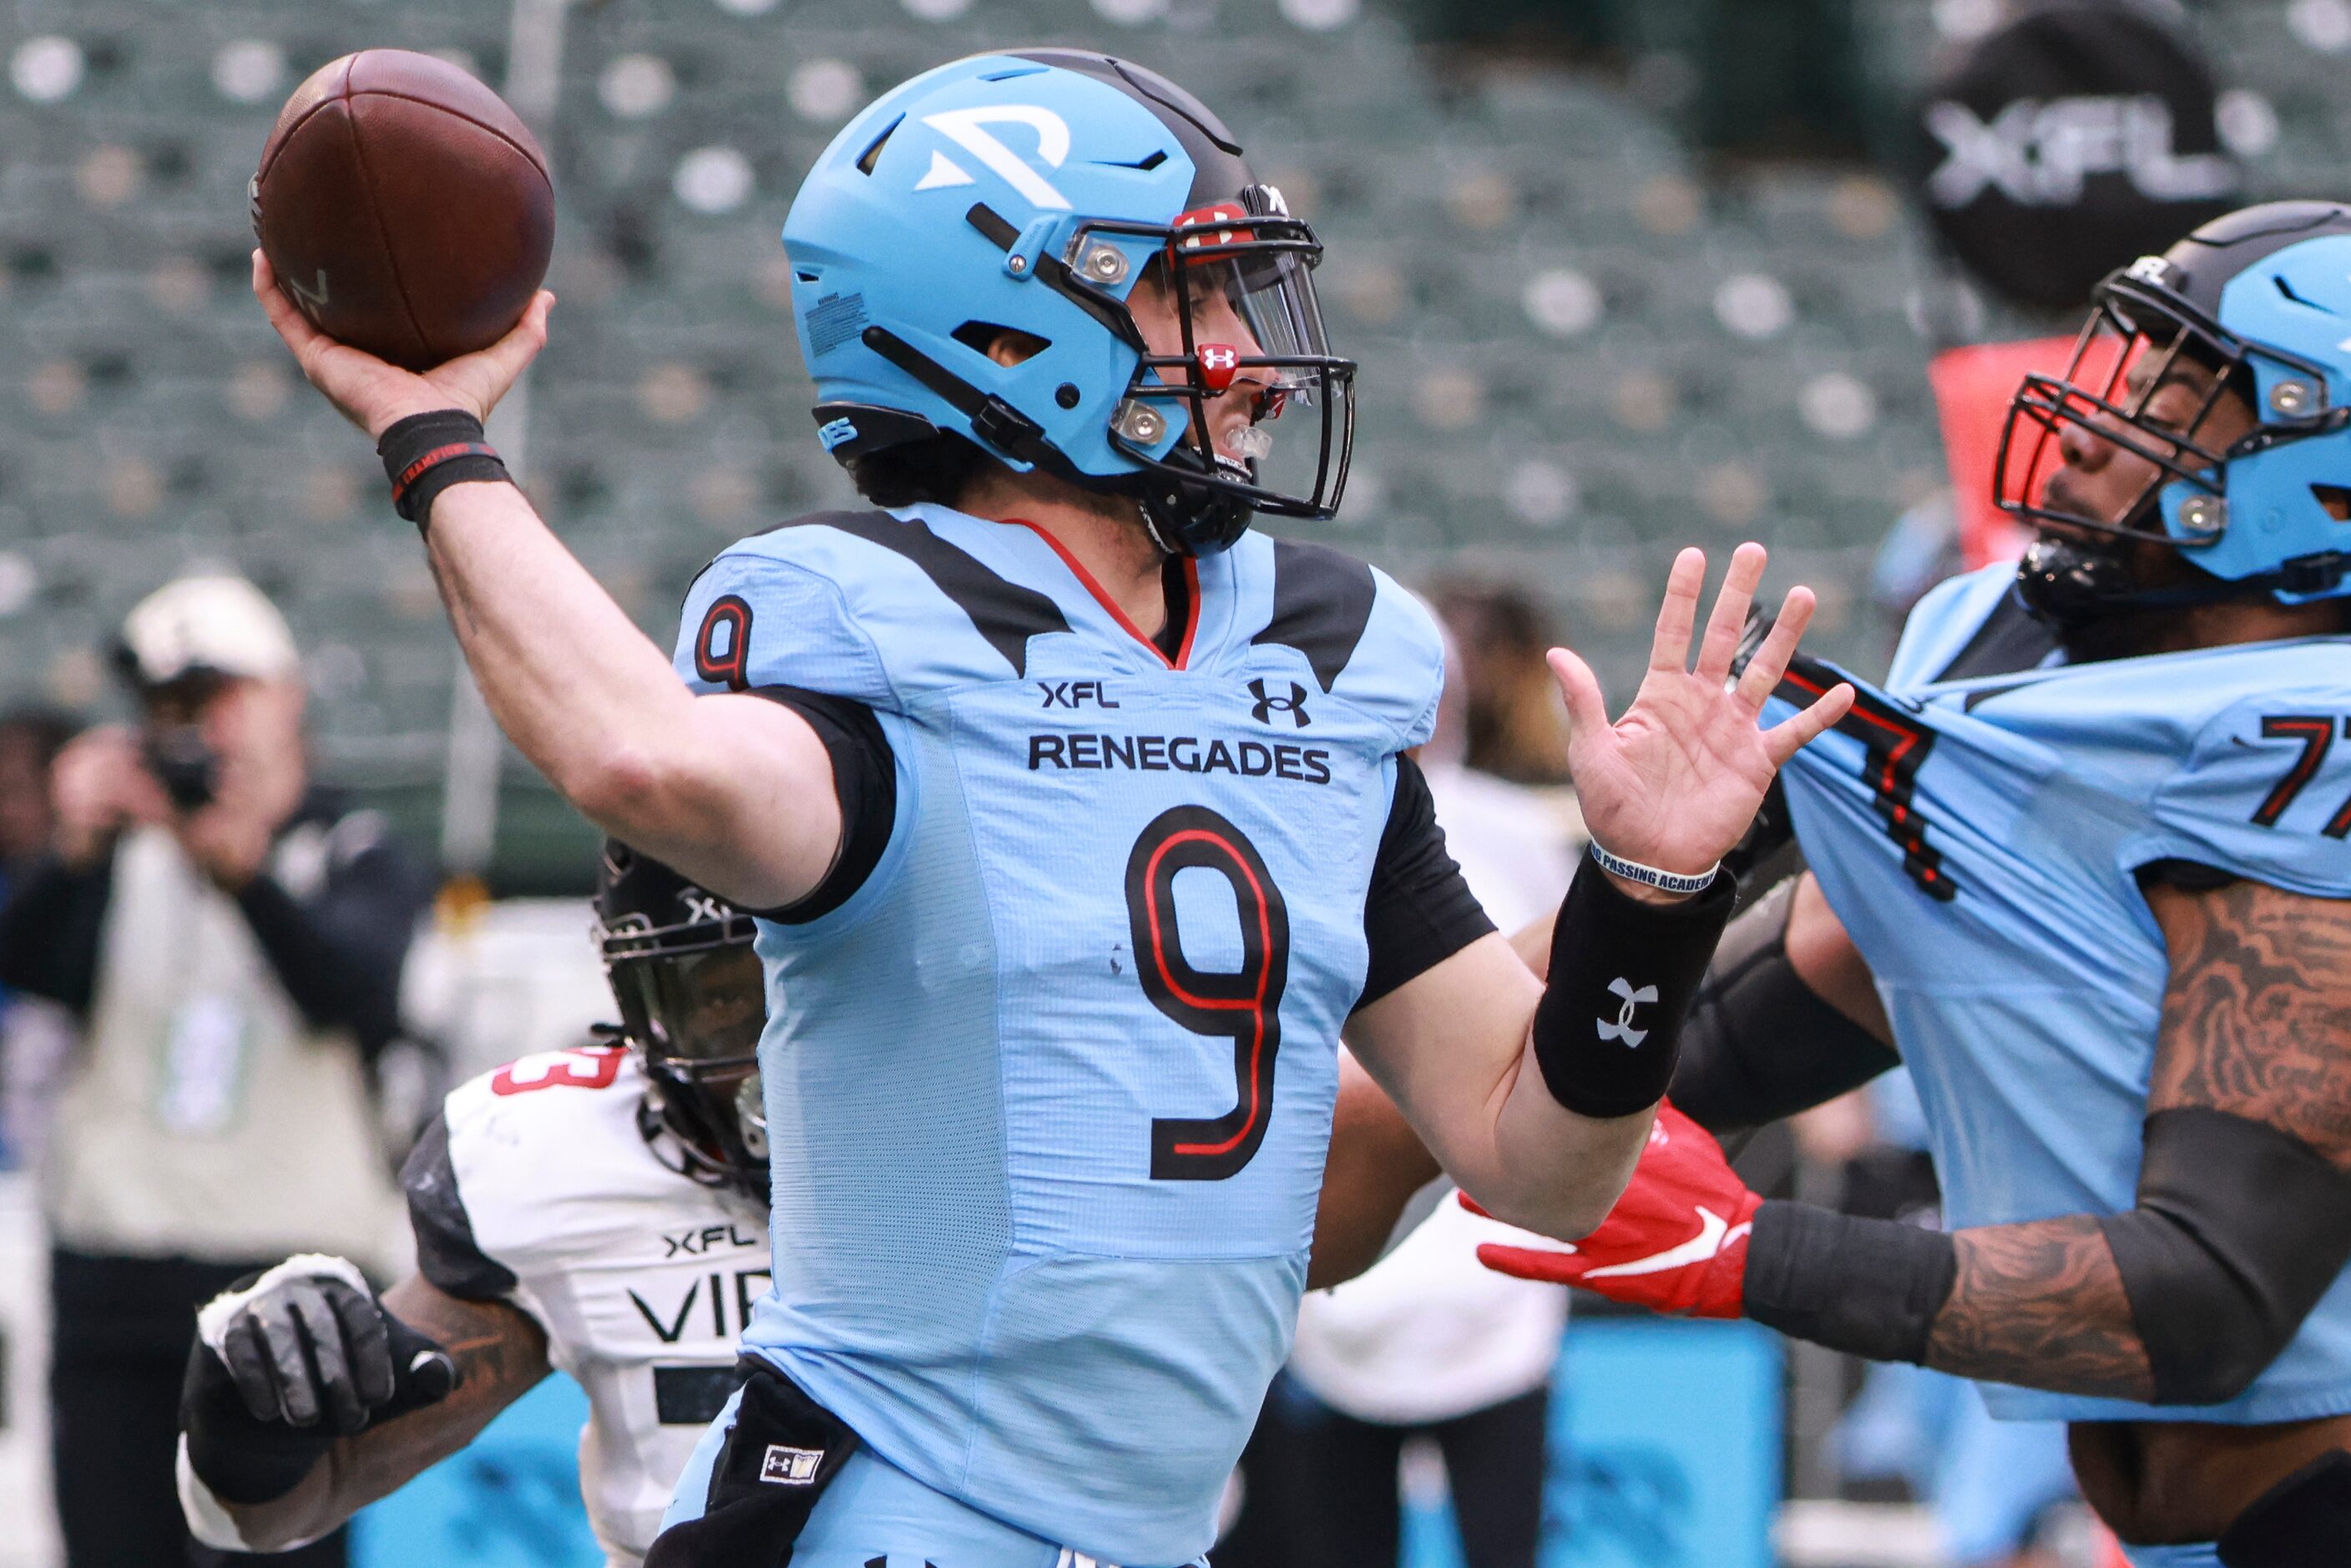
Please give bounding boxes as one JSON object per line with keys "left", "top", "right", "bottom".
{"left": 695, "top": 594, "right": 754, "bottom": 691}
{"left": 1125, "top": 804, "right": 1292, "bottom": 1181}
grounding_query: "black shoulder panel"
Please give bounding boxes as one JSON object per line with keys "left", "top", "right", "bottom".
{"left": 1934, "top": 587, "right": 2058, "bottom": 685}
{"left": 1250, "top": 539, "right": 1378, "bottom": 693}
{"left": 399, "top": 1113, "right": 519, "bottom": 1302}
{"left": 765, "top": 510, "right": 1070, "bottom": 678}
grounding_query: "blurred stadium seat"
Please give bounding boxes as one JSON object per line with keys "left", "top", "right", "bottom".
{"left": 0, "top": 0, "right": 2318, "bottom": 890}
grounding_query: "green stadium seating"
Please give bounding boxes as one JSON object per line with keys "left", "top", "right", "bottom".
{"left": 0, "top": 0, "right": 2312, "bottom": 888}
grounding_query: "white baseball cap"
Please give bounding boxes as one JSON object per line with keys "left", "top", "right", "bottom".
{"left": 117, "top": 575, "right": 300, "bottom": 687}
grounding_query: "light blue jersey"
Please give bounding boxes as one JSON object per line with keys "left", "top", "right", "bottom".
{"left": 673, "top": 504, "right": 1443, "bottom": 1564}
{"left": 1765, "top": 564, "right": 2351, "bottom": 1424}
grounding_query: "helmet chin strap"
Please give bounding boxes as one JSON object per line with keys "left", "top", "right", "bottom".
{"left": 2015, "top": 503, "right": 2338, "bottom": 632}
{"left": 1128, "top": 450, "right": 1256, "bottom": 557}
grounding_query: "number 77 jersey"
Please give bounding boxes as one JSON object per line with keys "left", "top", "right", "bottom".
{"left": 671, "top": 504, "right": 1451, "bottom": 1564}
{"left": 1762, "top": 564, "right": 2351, "bottom": 1426}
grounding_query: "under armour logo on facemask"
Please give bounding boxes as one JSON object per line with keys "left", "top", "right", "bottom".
{"left": 1595, "top": 977, "right": 1658, "bottom": 1047}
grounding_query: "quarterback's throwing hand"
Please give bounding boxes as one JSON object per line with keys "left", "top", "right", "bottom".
{"left": 1467, "top": 1102, "right": 1760, "bottom": 1318}
{"left": 1550, "top": 544, "right": 1853, "bottom": 889}
{"left": 252, "top": 250, "right": 553, "bottom": 441}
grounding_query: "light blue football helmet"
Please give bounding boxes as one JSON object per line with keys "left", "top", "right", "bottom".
{"left": 781, "top": 49, "right": 1354, "bottom": 556}
{"left": 1998, "top": 200, "right": 2351, "bottom": 624}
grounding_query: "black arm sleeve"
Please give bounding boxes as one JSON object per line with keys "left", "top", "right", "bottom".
{"left": 1354, "top": 754, "right": 1497, "bottom": 1010}
{"left": 746, "top": 685, "right": 897, "bottom": 923}
{"left": 0, "top": 852, "right": 114, "bottom": 1014}
{"left": 2101, "top": 1106, "right": 2351, "bottom": 1406}
{"left": 235, "top": 814, "right": 428, "bottom": 1060}
{"left": 1668, "top": 877, "right": 1901, "bottom": 1136}
{"left": 399, "top": 1112, "right": 519, "bottom": 1302}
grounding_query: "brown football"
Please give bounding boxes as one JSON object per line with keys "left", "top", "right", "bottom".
{"left": 252, "top": 50, "right": 554, "bottom": 371}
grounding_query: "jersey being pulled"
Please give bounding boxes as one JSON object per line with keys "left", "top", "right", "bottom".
{"left": 404, "top": 1047, "right": 769, "bottom": 1567}
{"left": 1766, "top": 564, "right": 2351, "bottom": 1424}
{"left": 674, "top": 505, "right": 1444, "bottom": 1565}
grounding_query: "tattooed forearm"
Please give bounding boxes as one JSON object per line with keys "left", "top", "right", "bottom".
{"left": 322, "top": 1279, "right": 550, "bottom": 1505}
{"left": 1924, "top": 1215, "right": 2155, "bottom": 1402}
{"left": 1904, "top": 884, "right": 2351, "bottom": 1407}
{"left": 2146, "top": 878, "right": 2351, "bottom": 1168}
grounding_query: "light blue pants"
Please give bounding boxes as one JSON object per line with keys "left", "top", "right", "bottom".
{"left": 659, "top": 1387, "right": 1207, "bottom": 1568}
{"left": 2121, "top": 1543, "right": 2222, "bottom": 1567}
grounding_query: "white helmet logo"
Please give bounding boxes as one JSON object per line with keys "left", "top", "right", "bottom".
{"left": 919, "top": 105, "right": 1074, "bottom": 210}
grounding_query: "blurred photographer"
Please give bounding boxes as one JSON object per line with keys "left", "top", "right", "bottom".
{"left": 0, "top": 574, "right": 427, "bottom": 1568}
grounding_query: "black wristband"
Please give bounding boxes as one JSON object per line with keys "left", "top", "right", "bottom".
{"left": 1743, "top": 1200, "right": 1959, "bottom": 1364}
{"left": 377, "top": 409, "right": 510, "bottom": 527}
{"left": 1529, "top": 852, "right": 1737, "bottom": 1119}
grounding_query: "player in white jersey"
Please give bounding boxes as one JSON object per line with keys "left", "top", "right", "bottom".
{"left": 177, "top": 842, "right": 771, "bottom": 1566}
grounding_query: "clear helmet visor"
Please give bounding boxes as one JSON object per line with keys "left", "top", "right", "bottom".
{"left": 1110, "top": 193, "right": 1356, "bottom": 521}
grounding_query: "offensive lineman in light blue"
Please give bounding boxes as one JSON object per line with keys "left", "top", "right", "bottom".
{"left": 1447, "top": 203, "right": 2351, "bottom": 1567}
{"left": 250, "top": 47, "right": 1853, "bottom": 1568}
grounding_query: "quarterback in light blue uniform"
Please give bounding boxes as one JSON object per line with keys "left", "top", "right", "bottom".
{"left": 668, "top": 509, "right": 1445, "bottom": 1563}
{"left": 626, "top": 47, "right": 1844, "bottom": 1568}
{"left": 248, "top": 33, "right": 1850, "bottom": 1568}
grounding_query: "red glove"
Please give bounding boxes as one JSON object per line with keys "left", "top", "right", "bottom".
{"left": 1465, "top": 1101, "right": 1761, "bottom": 1318}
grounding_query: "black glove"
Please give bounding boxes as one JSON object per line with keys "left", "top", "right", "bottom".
{"left": 181, "top": 1256, "right": 461, "bottom": 1505}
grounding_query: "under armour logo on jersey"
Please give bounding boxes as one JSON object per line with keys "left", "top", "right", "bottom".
{"left": 1248, "top": 678, "right": 1311, "bottom": 727}
{"left": 917, "top": 105, "right": 1073, "bottom": 209}
{"left": 1595, "top": 978, "right": 1657, "bottom": 1046}
{"left": 760, "top": 1444, "right": 822, "bottom": 1485}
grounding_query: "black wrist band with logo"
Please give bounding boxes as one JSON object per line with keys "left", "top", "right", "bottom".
{"left": 377, "top": 409, "right": 510, "bottom": 527}
{"left": 1530, "top": 851, "right": 1736, "bottom": 1119}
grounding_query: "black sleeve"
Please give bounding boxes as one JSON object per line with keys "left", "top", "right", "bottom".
{"left": 1669, "top": 877, "right": 1901, "bottom": 1136}
{"left": 2101, "top": 1106, "right": 2351, "bottom": 1406}
{"left": 399, "top": 1112, "right": 519, "bottom": 1302}
{"left": 748, "top": 685, "right": 897, "bottom": 923}
{"left": 0, "top": 852, "right": 114, "bottom": 1014}
{"left": 235, "top": 813, "right": 429, "bottom": 1060}
{"left": 1354, "top": 754, "right": 1498, "bottom": 1011}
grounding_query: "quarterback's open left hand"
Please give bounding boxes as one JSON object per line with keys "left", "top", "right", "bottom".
{"left": 182, "top": 1256, "right": 459, "bottom": 1505}
{"left": 1552, "top": 543, "right": 1853, "bottom": 893}
{"left": 1466, "top": 1102, "right": 1760, "bottom": 1318}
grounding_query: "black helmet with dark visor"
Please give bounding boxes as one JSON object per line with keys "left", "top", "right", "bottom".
{"left": 594, "top": 839, "right": 768, "bottom": 1201}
